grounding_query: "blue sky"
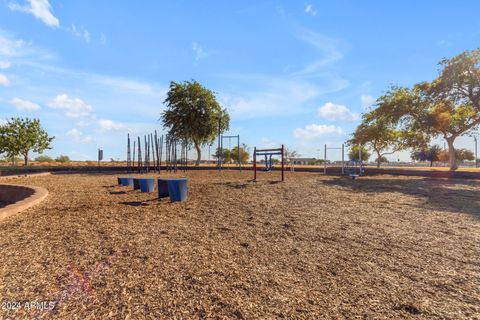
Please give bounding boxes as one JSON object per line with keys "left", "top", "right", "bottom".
{"left": 1, "top": 0, "right": 479, "bottom": 161}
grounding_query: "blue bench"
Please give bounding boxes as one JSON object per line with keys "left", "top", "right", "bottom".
{"left": 158, "top": 178, "right": 188, "bottom": 202}
{"left": 119, "top": 177, "right": 134, "bottom": 186}
{"left": 138, "top": 178, "right": 155, "bottom": 192}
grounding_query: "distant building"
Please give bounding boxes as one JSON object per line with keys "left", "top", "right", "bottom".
{"left": 290, "top": 157, "right": 316, "bottom": 165}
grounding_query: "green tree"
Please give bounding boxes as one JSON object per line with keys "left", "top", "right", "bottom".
{"left": 55, "top": 155, "right": 70, "bottom": 163}
{"left": 375, "top": 156, "right": 389, "bottom": 164}
{"left": 284, "top": 147, "right": 300, "bottom": 161}
{"left": 230, "top": 144, "right": 250, "bottom": 164}
{"left": 349, "top": 111, "right": 427, "bottom": 168}
{"left": 35, "top": 155, "right": 54, "bottom": 162}
{"left": 455, "top": 148, "right": 475, "bottom": 162}
{"left": 372, "top": 49, "right": 480, "bottom": 170}
{"left": 162, "top": 80, "right": 230, "bottom": 166}
{"left": 212, "top": 147, "right": 232, "bottom": 163}
{"left": 411, "top": 145, "right": 442, "bottom": 167}
{"left": 0, "top": 118, "right": 54, "bottom": 166}
{"left": 348, "top": 145, "right": 370, "bottom": 162}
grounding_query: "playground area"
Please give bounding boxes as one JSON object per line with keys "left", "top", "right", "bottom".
{"left": 1, "top": 170, "right": 479, "bottom": 318}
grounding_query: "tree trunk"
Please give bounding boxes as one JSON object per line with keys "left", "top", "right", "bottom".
{"left": 23, "top": 151, "right": 28, "bottom": 166}
{"left": 430, "top": 160, "right": 433, "bottom": 167}
{"left": 446, "top": 138, "right": 457, "bottom": 170}
{"left": 194, "top": 142, "right": 201, "bottom": 166}
{"left": 376, "top": 151, "right": 381, "bottom": 168}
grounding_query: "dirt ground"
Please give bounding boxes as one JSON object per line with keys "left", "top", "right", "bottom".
{"left": 0, "top": 171, "right": 479, "bottom": 319}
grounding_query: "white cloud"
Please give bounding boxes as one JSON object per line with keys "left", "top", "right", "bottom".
{"left": 48, "top": 94, "right": 94, "bottom": 118}
{"left": 360, "top": 95, "right": 375, "bottom": 110}
{"left": 68, "top": 24, "right": 90, "bottom": 43}
{"left": 192, "top": 42, "right": 208, "bottom": 61}
{"left": 0, "top": 73, "right": 9, "bottom": 86}
{"left": 293, "top": 124, "right": 344, "bottom": 140}
{"left": 8, "top": 0, "right": 60, "bottom": 28}
{"left": 219, "top": 73, "right": 348, "bottom": 119}
{"left": 0, "top": 30, "right": 54, "bottom": 61}
{"left": 318, "top": 102, "right": 359, "bottom": 122}
{"left": 98, "top": 119, "right": 125, "bottom": 132}
{"left": 0, "top": 61, "right": 11, "bottom": 69}
{"left": 304, "top": 3, "right": 318, "bottom": 16}
{"left": 294, "top": 28, "right": 345, "bottom": 76}
{"left": 10, "top": 97, "right": 41, "bottom": 111}
{"left": 66, "top": 128, "right": 94, "bottom": 144}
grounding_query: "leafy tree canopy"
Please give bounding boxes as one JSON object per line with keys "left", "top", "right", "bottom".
{"left": 348, "top": 145, "right": 370, "bottom": 162}
{"left": 369, "top": 48, "right": 480, "bottom": 170}
{"left": 35, "top": 155, "right": 54, "bottom": 162}
{"left": 55, "top": 155, "right": 71, "bottom": 163}
{"left": 0, "top": 117, "right": 54, "bottom": 166}
{"left": 411, "top": 145, "right": 442, "bottom": 166}
{"left": 162, "top": 80, "right": 230, "bottom": 165}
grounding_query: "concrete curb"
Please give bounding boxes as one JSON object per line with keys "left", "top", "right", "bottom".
{"left": 0, "top": 172, "right": 51, "bottom": 181}
{"left": 0, "top": 184, "right": 49, "bottom": 222}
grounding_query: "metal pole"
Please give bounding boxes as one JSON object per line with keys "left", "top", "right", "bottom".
{"left": 253, "top": 147, "right": 257, "bottom": 181}
{"left": 217, "top": 118, "right": 221, "bottom": 169}
{"left": 342, "top": 144, "right": 345, "bottom": 175}
{"left": 324, "top": 144, "right": 327, "bottom": 175}
{"left": 237, "top": 135, "right": 241, "bottom": 170}
{"left": 281, "top": 144, "right": 284, "bottom": 181}
{"left": 473, "top": 136, "right": 478, "bottom": 168}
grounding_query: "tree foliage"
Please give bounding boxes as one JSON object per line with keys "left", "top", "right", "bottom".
{"left": 35, "top": 155, "right": 54, "bottom": 162}
{"left": 284, "top": 148, "right": 300, "bottom": 161}
{"left": 411, "top": 145, "right": 442, "bottom": 166}
{"left": 230, "top": 144, "right": 250, "bottom": 164}
{"left": 0, "top": 118, "right": 54, "bottom": 166}
{"left": 55, "top": 155, "right": 71, "bottom": 163}
{"left": 348, "top": 113, "right": 420, "bottom": 167}
{"left": 162, "top": 80, "right": 230, "bottom": 165}
{"left": 368, "top": 48, "right": 480, "bottom": 170}
{"left": 437, "top": 148, "right": 475, "bottom": 162}
{"left": 348, "top": 145, "right": 370, "bottom": 162}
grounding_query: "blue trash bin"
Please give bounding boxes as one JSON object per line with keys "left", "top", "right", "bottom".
{"left": 157, "top": 179, "right": 170, "bottom": 198}
{"left": 138, "top": 178, "right": 155, "bottom": 192}
{"left": 117, "top": 177, "right": 122, "bottom": 185}
{"left": 167, "top": 178, "right": 188, "bottom": 202}
{"left": 120, "top": 177, "right": 134, "bottom": 186}
{"left": 133, "top": 178, "right": 141, "bottom": 190}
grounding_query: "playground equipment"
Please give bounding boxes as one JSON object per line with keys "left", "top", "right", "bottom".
{"left": 138, "top": 178, "right": 156, "bottom": 192}
{"left": 344, "top": 160, "right": 364, "bottom": 179}
{"left": 165, "top": 135, "right": 187, "bottom": 172}
{"left": 217, "top": 134, "right": 242, "bottom": 170}
{"left": 323, "top": 144, "right": 345, "bottom": 175}
{"left": 158, "top": 178, "right": 188, "bottom": 202}
{"left": 127, "top": 132, "right": 189, "bottom": 173}
{"left": 344, "top": 145, "right": 365, "bottom": 179}
{"left": 253, "top": 145, "right": 285, "bottom": 182}
{"left": 119, "top": 177, "right": 134, "bottom": 186}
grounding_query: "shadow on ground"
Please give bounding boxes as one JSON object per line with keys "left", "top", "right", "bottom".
{"left": 321, "top": 177, "right": 480, "bottom": 217}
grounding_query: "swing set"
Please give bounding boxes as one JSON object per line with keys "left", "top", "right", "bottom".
{"left": 253, "top": 145, "right": 285, "bottom": 182}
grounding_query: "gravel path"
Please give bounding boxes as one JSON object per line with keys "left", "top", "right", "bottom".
{"left": 1, "top": 171, "right": 479, "bottom": 319}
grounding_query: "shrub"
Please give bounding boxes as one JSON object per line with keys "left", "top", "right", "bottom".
{"left": 55, "top": 155, "right": 71, "bottom": 163}
{"left": 35, "top": 155, "right": 54, "bottom": 162}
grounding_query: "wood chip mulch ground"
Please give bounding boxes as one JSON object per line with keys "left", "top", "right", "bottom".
{"left": 0, "top": 170, "right": 479, "bottom": 319}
